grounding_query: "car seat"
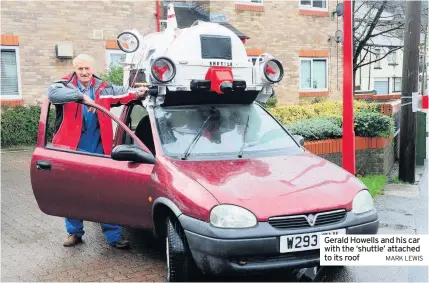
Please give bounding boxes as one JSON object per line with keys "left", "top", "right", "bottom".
{"left": 134, "top": 116, "right": 156, "bottom": 155}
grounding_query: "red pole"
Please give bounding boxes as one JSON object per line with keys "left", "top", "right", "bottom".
{"left": 342, "top": 0, "right": 356, "bottom": 175}
{"left": 155, "top": 0, "right": 161, "bottom": 32}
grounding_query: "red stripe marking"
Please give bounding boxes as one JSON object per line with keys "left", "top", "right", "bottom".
{"left": 167, "top": 14, "right": 175, "bottom": 18}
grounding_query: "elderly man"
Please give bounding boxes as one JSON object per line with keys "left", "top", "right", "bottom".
{"left": 47, "top": 54, "right": 148, "bottom": 249}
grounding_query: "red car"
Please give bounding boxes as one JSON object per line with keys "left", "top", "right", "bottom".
{"left": 31, "top": 95, "right": 378, "bottom": 281}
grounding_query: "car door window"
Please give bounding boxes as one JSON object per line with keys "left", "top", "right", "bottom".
{"left": 46, "top": 103, "right": 140, "bottom": 157}
{"left": 123, "top": 104, "right": 156, "bottom": 155}
{"left": 130, "top": 104, "right": 148, "bottom": 131}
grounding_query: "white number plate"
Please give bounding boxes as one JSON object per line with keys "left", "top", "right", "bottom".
{"left": 279, "top": 229, "right": 346, "bottom": 253}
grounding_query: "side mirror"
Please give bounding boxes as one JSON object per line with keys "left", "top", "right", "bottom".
{"left": 111, "top": 144, "right": 155, "bottom": 164}
{"left": 293, "top": 135, "right": 305, "bottom": 146}
{"left": 117, "top": 31, "right": 140, "bottom": 53}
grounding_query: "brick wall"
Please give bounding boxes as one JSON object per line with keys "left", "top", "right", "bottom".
{"left": 207, "top": 0, "right": 344, "bottom": 104}
{"left": 2, "top": 0, "right": 343, "bottom": 106}
{"left": 1, "top": 1, "right": 156, "bottom": 106}
{"left": 316, "top": 139, "right": 395, "bottom": 175}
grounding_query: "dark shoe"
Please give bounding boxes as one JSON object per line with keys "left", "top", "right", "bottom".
{"left": 63, "top": 234, "right": 82, "bottom": 247}
{"left": 110, "top": 238, "right": 130, "bottom": 249}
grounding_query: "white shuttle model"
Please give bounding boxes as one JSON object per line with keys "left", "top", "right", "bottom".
{"left": 117, "top": 3, "right": 284, "bottom": 106}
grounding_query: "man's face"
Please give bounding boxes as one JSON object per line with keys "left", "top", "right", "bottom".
{"left": 74, "top": 60, "right": 94, "bottom": 85}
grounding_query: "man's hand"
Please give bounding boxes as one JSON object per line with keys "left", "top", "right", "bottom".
{"left": 137, "top": 86, "right": 148, "bottom": 99}
{"left": 82, "top": 95, "right": 96, "bottom": 113}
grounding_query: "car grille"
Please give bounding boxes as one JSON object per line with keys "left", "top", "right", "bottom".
{"left": 268, "top": 209, "right": 347, "bottom": 229}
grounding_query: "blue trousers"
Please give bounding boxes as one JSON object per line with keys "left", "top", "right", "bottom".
{"left": 65, "top": 218, "right": 122, "bottom": 244}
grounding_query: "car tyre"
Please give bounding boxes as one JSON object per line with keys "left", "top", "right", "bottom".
{"left": 165, "top": 216, "right": 199, "bottom": 282}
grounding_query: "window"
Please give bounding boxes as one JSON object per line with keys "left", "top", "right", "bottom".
{"left": 300, "top": 0, "right": 327, "bottom": 10}
{"left": 374, "top": 49, "right": 381, "bottom": 68}
{"left": 154, "top": 104, "right": 302, "bottom": 160}
{"left": 393, "top": 78, "right": 401, "bottom": 92}
{"left": 123, "top": 103, "right": 154, "bottom": 154}
{"left": 46, "top": 102, "right": 139, "bottom": 157}
{"left": 106, "top": 50, "right": 126, "bottom": 70}
{"left": 299, "top": 58, "right": 328, "bottom": 90}
{"left": 1, "top": 46, "right": 22, "bottom": 99}
{"left": 387, "top": 50, "right": 397, "bottom": 65}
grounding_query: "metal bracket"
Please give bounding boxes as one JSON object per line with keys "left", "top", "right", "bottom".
{"left": 400, "top": 92, "right": 421, "bottom": 112}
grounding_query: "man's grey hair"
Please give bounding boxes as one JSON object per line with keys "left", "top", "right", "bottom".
{"left": 73, "top": 54, "right": 95, "bottom": 67}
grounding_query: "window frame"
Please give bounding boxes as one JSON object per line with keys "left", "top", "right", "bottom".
{"left": 105, "top": 49, "right": 126, "bottom": 71}
{"left": 393, "top": 77, "right": 401, "bottom": 92}
{"left": 299, "top": 0, "right": 328, "bottom": 11}
{"left": 299, "top": 57, "right": 329, "bottom": 91}
{"left": 1, "top": 46, "right": 23, "bottom": 100}
{"left": 236, "top": 0, "right": 264, "bottom": 5}
{"left": 387, "top": 50, "right": 398, "bottom": 65}
{"left": 44, "top": 101, "right": 150, "bottom": 158}
{"left": 374, "top": 49, "right": 382, "bottom": 69}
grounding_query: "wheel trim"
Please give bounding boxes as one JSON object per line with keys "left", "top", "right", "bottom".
{"left": 166, "top": 237, "right": 170, "bottom": 281}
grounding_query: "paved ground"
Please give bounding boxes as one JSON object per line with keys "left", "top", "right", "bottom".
{"left": 1, "top": 150, "right": 428, "bottom": 282}
{"left": 324, "top": 162, "right": 429, "bottom": 282}
{"left": 1, "top": 150, "right": 165, "bottom": 282}
{"left": 0, "top": 150, "right": 310, "bottom": 282}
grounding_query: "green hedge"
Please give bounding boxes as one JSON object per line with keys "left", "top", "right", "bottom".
{"left": 286, "top": 118, "right": 342, "bottom": 141}
{"left": 1, "top": 105, "right": 56, "bottom": 147}
{"left": 354, "top": 112, "right": 394, "bottom": 138}
{"left": 286, "top": 112, "right": 394, "bottom": 141}
{"left": 268, "top": 100, "right": 380, "bottom": 125}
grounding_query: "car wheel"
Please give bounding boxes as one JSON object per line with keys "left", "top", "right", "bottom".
{"left": 165, "top": 216, "right": 198, "bottom": 282}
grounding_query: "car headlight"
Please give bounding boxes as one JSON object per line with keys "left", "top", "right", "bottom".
{"left": 210, "top": 205, "right": 257, "bottom": 228}
{"left": 352, "top": 190, "right": 374, "bottom": 214}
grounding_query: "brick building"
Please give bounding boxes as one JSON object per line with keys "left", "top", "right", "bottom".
{"left": 1, "top": 0, "right": 343, "bottom": 106}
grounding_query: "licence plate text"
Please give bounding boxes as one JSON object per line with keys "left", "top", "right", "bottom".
{"left": 279, "top": 229, "right": 346, "bottom": 253}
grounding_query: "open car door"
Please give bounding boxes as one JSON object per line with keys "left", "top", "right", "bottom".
{"left": 30, "top": 98, "right": 155, "bottom": 228}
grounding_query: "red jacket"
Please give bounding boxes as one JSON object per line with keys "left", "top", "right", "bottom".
{"left": 49, "top": 73, "right": 139, "bottom": 155}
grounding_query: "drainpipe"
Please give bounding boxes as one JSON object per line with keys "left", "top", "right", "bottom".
{"left": 368, "top": 51, "right": 371, "bottom": 90}
{"left": 155, "top": 0, "right": 161, "bottom": 32}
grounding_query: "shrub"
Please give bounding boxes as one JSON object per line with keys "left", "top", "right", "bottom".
{"left": 100, "top": 65, "right": 124, "bottom": 85}
{"left": 286, "top": 118, "right": 342, "bottom": 141}
{"left": 1, "top": 106, "right": 42, "bottom": 147}
{"left": 269, "top": 105, "right": 317, "bottom": 125}
{"left": 354, "top": 112, "right": 394, "bottom": 138}
{"left": 0, "top": 105, "right": 56, "bottom": 147}
{"left": 284, "top": 112, "right": 394, "bottom": 141}
{"left": 267, "top": 100, "right": 379, "bottom": 126}
{"left": 261, "top": 95, "right": 278, "bottom": 108}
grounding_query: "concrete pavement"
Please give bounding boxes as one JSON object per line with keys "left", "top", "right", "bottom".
{"left": 0, "top": 150, "right": 305, "bottom": 282}
{"left": 325, "top": 163, "right": 428, "bottom": 282}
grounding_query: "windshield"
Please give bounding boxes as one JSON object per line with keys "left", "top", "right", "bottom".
{"left": 154, "top": 103, "right": 302, "bottom": 160}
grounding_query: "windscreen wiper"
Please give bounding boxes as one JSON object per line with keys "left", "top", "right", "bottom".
{"left": 238, "top": 114, "right": 250, "bottom": 158}
{"left": 181, "top": 111, "right": 213, "bottom": 160}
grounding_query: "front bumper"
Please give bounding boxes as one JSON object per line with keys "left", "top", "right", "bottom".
{"left": 179, "top": 209, "right": 379, "bottom": 275}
